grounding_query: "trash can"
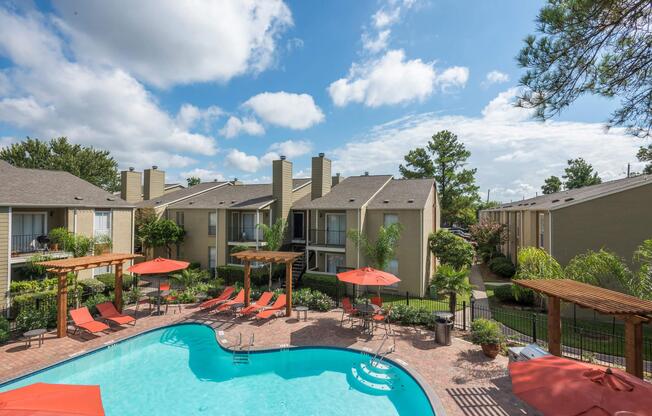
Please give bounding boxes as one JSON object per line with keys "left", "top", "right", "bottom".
{"left": 433, "top": 312, "right": 454, "bottom": 346}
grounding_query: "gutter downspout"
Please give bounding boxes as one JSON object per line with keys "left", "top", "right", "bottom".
{"left": 255, "top": 209, "right": 260, "bottom": 250}
{"left": 215, "top": 208, "right": 218, "bottom": 274}
{"left": 548, "top": 210, "right": 553, "bottom": 257}
{"left": 6, "top": 207, "right": 12, "bottom": 314}
{"left": 419, "top": 208, "right": 424, "bottom": 297}
{"left": 356, "top": 208, "right": 360, "bottom": 268}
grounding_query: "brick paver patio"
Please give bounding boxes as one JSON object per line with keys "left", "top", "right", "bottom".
{"left": 0, "top": 305, "right": 540, "bottom": 416}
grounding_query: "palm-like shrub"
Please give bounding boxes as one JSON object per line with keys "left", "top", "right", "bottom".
{"left": 428, "top": 230, "right": 474, "bottom": 270}
{"left": 514, "top": 247, "right": 563, "bottom": 306}
{"left": 633, "top": 239, "right": 652, "bottom": 300}
{"left": 171, "top": 268, "right": 208, "bottom": 293}
{"left": 565, "top": 250, "right": 632, "bottom": 294}
{"left": 256, "top": 218, "right": 288, "bottom": 289}
{"left": 430, "top": 264, "right": 472, "bottom": 315}
{"left": 348, "top": 223, "right": 403, "bottom": 271}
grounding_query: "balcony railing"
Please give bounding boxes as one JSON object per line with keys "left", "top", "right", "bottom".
{"left": 228, "top": 226, "right": 261, "bottom": 242}
{"left": 11, "top": 234, "right": 48, "bottom": 254}
{"left": 309, "top": 229, "right": 347, "bottom": 247}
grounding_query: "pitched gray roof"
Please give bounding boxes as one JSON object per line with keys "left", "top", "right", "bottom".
{"left": 138, "top": 181, "right": 228, "bottom": 208}
{"left": 367, "top": 178, "right": 435, "bottom": 209}
{"left": 486, "top": 174, "right": 652, "bottom": 212}
{"left": 0, "top": 160, "right": 133, "bottom": 208}
{"left": 292, "top": 175, "right": 393, "bottom": 210}
{"left": 166, "top": 179, "right": 311, "bottom": 210}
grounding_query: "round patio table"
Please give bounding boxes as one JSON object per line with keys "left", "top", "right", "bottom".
{"left": 295, "top": 306, "right": 309, "bottom": 321}
{"left": 23, "top": 328, "right": 47, "bottom": 348}
{"left": 355, "top": 303, "right": 380, "bottom": 333}
{"left": 147, "top": 289, "right": 171, "bottom": 315}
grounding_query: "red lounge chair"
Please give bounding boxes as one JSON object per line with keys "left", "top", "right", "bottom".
{"left": 199, "top": 286, "right": 235, "bottom": 310}
{"left": 69, "top": 307, "right": 110, "bottom": 336}
{"left": 214, "top": 290, "right": 245, "bottom": 313}
{"left": 255, "top": 294, "right": 286, "bottom": 320}
{"left": 341, "top": 297, "right": 359, "bottom": 326}
{"left": 96, "top": 302, "right": 136, "bottom": 326}
{"left": 239, "top": 292, "right": 274, "bottom": 316}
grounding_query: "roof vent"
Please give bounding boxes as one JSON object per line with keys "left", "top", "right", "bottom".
{"left": 349, "top": 198, "right": 356, "bottom": 202}
{"left": 280, "top": 155, "right": 286, "bottom": 160}
{"left": 189, "top": 201, "right": 194, "bottom": 205}
{"left": 564, "top": 197, "right": 574, "bottom": 202}
{"left": 128, "top": 167, "right": 135, "bottom": 172}
{"left": 552, "top": 199, "right": 560, "bottom": 203}
{"left": 74, "top": 196, "right": 83, "bottom": 200}
{"left": 383, "top": 200, "right": 389, "bottom": 204}
{"left": 213, "top": 179, "right": 218, "bottom": 182}
{"left": 106, "top": 197, "right": 115, "bottom": 201}
{"left": 231, "top": 200, "right": 237, "bottom": 204}
{"left": 219, "top": 201, "right": 224, "bottom": 204}
{"left": 407, "top": 199, "right": 414, "bottom": 203}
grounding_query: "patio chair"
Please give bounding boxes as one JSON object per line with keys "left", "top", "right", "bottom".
{"left": 199, "top": 286, "right": 235, "bottom": 310}
{"left": 213, "top": 290, "right": 245, "bottom": 313}
{"left": 255, "top": 295, "right": 286, "bottom": 321}
{"left": 239, "top": 292, "right": 274, "bottom": 316}
{"left": 96, "top": 302, "right": 136, "bottom": 327}
{"left": 340, "top": 297, "right": 359, "bottom": 327}
{"left": 164, "top": 293, "right": 182, "bottom": 314}
{"left": 69, "top": 307, "right": 110, "bottom": 337}
{"left": 371, "top": 305, "right": 392, "bottom": 335}
{"left": 371, "top": 296, "right": 383, "bottom": 307}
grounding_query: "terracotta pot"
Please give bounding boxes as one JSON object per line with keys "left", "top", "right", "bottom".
{"left": 481, "top": 343, "right": 500, "bottom": 359}
{"left": 51, "top": 243, "right": 59, "bottom": 251}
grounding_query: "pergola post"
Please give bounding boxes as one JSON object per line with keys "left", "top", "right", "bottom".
{"left": 114, "top": 263, "right": 123, "bottom": 313}
{"left": 285, "top": 261, "right": 292, "bottom": 317}
{"left": 625, "top": 316, "right": 644, "bottom": 378}
{"left": 244, "top": 261, "right": 251, "bottom": 307}
{"left": 547, "top": 296, "right": 561, "bottom": 356}
{"left": 57, "top": 271, "right": 68, "bottom": 338}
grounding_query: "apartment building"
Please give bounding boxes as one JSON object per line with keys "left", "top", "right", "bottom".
{"left": 130, "top": 154, "right": 439, "bottom": 296}
{"left": 0, "top": 160, "right": 135, "bottom": 307}
{"left": 480, "top": 174, "right": 652, "bottom": 267}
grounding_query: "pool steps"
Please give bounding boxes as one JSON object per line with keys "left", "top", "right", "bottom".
{"left": 350, "top": 359, "right": 399, "bottom": 393}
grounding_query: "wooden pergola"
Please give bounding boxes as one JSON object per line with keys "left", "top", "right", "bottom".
{"left": 231, "top": 250, "right": 303, "bottom": 317}
{"left": 37, "top": 253, "right": 142, "bottom": 338}
{"left": 514, "top": 279, "right": 652, "bottom": 378}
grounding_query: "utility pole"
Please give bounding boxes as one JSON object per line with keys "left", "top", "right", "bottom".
{"left": 627, "top": 163, "right": 631, "bottom": 178}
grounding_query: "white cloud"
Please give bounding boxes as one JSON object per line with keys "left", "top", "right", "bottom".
{"left": 329, "top": 49, "right": 466, "bottom": 107}
{"left": 176, "top": 104, "right": 223, "bottom": 131}
{"left": 363, "top": 0, "right": 415, "bottom": 54}
{"left": 485, "top": 70, "right": 510, "bottom": 85}
{"left": 244, "top": 91, "right": 324, "bottom": 129}
{"left": 330, "top": 89, "right": 643, "bottom": 202}
{"left": 0, "top": 6, "right": 217, "bottom": 171}
{"left": 268, "top": 139, "right": 312, "bottom": 158}
{"left": 362, "top": 29, "right": 391, "bottom": 53}
{"left": 52, "top": 0, "right": 293, "bottom": 88}
{"left": 181, "top": 168, "right": 227, "bottom": 183}
{"left": 219, "top": 116, "right": 265, "bottom": 138}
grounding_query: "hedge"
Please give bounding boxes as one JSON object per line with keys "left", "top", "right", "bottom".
{"left": 489, "top": 256, "right": 516, "bottom": 278}
{"left": 301, "top": 273, "right": 339, "bottom": 298}
{"left": 216, "top": 265, "right": 273, "bottom": 287}
{"left": 95, "top": 273, "right": 135, "bottom": 291}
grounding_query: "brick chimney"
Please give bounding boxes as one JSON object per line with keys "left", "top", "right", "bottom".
{"left": 144, "top": 166, "right": 165, "bottom": 200}
{"left": 120, "top": 167, "right": 142, "bottom": 203}
{"left": 311, "top": 153, "right": 331, "bottom": 200}
{"left": 272, "top": 156, "right": 292, "bottom": 223}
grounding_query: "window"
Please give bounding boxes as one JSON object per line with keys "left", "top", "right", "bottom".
{"left": 94, "top": 210, "right": 111, "bottom": 239}
{"left": 176, "top": 211, "right": 184, "bottom": 227}
{"left": 209, "top": 247, "right": 216, "bottom": 269}
{"left": 385, "top": 259, "right": 399, "bottom": 289}
{"left": 326, "top": 214, "right": 346, "bottom": 246}
{"left": 325, "top": 253, "right": 345, "bottom": 274}
{"left": 384, "top": 214, "right": 399, "bottom": 227}
{"left": 242, "top": 213, "right": 255, "bottom": 240}
{"left": 11, "top": 212, "right": 47, "bottom": 252}
{"left": 208, "top": 212, "right": 217, "bottom": 235}
{"left": 292, "top": 211, "right": 305, "bottom": 240}
{"left": 538, "top": 213, "right": 545, "bottom": 248}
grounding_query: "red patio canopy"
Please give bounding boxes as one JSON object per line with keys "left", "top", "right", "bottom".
{"left": 0, "top": 383, "right": 105, "bottom": 416}
{"left": 127, "top": 257, "right": 189, "bottom": 275}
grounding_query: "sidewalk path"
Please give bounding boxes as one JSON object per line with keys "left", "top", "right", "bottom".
{"left": 470, "top": 264, "right": 490, "bottom": 315}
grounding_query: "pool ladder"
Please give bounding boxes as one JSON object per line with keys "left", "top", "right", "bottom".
{"left": 370, "top": 332, "right": 395, "bottom": 367}
{"left": 233, "top": 333, "right": 254, "bottom": 365}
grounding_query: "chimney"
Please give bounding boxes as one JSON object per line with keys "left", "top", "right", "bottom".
{"left": 311, "top": 153, "right": 331, "bottom": 200}
{"left": 144, "top": 165, "right": 165, "bottom": 200}
{"left": 272, "top": 156, "right": 292, "bottom": 223}
{"left": 332, "top": 172, "right": 342, "bottom": 187}
{"left": 120, "top": 167, "right": 142, "bottom": 203}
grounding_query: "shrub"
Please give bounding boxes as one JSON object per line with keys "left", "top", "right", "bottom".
{"left": 429, "top": 230, "right": 474, "bottom": 269}
{"left": 189, "top": 261, "right": 202, "bottom": 270}
{"left": 216, "top": 265, "right": 268, "bottom": 286}
{"left": 10, "top": 277, "right": 58, "bottom": 294}
{"left": 387, "top": 304, "right": 433, "bottom": 326}
{"left": 95, "top": 273, "right": 134, "bottom": 291}
{"left": 514, "top": 247, "right": 563, "bottom": 305}
{"left": 16, "top": 305, "right": 55, "bottom": 332}
{"left": 83, "top": 293, "right": 113, "bottom": 315}
{"left": 291, "top": 288, "right": 335, "bottom": 312}
{"left": 301, "top": 273, "right": 339, "bottom": 298}
{"left": 492, "top": 284, "right": 515, "bottom": 302}
{"left": 430, "top": 264, "right": 472, "bottom": 314}
{"left": 173, "top": 290, "right": 197, "bottom": 304}
{"left": 78, "top": 278, "right": 106, "bottom": 294}
{"left": 469, "top": 220, "right": 507, "bottom": 263}
{"left": 123, "top": 288, "right": 141, "bottom": 305}
{"left": 565, "top": 249, "right": 633, "bottom": 294}
{"left": 489, "top": 257, "right": 516, "bottom": 278}
{"left": 0, "top": 316, "right": 9, "bottom": 343}
{"left": 470, "top": 319, "right": 504, "bottom": 345}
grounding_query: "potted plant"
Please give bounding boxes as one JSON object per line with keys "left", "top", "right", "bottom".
{"left": 470, "top": 318, "right": 504, "bottom": 358}
{"left": 48, "top": 227, "right": 70, "bottom": 251}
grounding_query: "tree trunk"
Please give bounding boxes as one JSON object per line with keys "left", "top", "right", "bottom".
{"left": 268, "top": 263, "right": 273, "bottom": 290}
{"left": 449, "top": 292, "right": 457, "bottom": 317}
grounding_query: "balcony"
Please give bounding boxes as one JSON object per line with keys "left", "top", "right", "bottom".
{"left": 228, "top": 226, "right": 262, "bottom": 243}
{"left": 10, "top": 234, "right": 69, "bottom": 264}
{"left": 309, "top": 229, "right": 347, "bottom": 247}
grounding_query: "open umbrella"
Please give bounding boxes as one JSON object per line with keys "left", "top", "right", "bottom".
{"left": 0, "top": 382, "right": 105, "bottom": 415}
{"left": 128, "top": 258, "right": 189, "bottom": 314}
{"left": 509, "top": 355, "right": 652, "bottom": 416}
{"left": 337, "top": 266, "right": 400, "bottom": 298}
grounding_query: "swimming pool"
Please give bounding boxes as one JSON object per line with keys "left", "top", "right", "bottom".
{"left": 1, "top": 324, "right": 437, "bottom": 415}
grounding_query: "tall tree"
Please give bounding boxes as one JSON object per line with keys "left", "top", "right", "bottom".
{"left": 517, "top": 0, "right": 652, "bottom": 138}
{"left": 541, "top": 175, "right": 562, "bottom": 194}
{"left": 186, "top": 176, "right": 201, "bottom": 187}
{"left": 637, "top": 144, "right": 652, "bottom": 174}
{"left": 563, "top": 158, "right": 602, "bottom": 189}
{"left": 256, "top": 218, "right": 288, "bottom": 289}
{"left": 0, "top": 137, "right": 120, "bottom": 192}
{"left": 399, "top": 130, "right": 479, "bottom": 226}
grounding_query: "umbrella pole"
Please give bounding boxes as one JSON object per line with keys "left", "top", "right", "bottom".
{"left": 157, "top": 276, "right": 162, "bottom": 315}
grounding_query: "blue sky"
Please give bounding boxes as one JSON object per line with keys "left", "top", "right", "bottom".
{"left": 0, "top": 0, "right": 644, "bottom": 201}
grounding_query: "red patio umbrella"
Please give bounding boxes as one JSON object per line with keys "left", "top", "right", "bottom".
{"left": 128, "top": 257, "right": 189, "bottom": 314}
{"left": 509, "top": 355, "right": 652, "bottom": 416}
{"left": 0, "top": 382, "right": 105, "bottom": 415}
{"left": 337, "top": 266, "right": 400, "bottom": 298}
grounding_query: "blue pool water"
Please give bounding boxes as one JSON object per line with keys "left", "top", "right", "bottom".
{"left": 1, "top": 324, "right": 435, "bottom": 415}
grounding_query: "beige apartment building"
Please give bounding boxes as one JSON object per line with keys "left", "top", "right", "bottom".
{"left": 480, "top": 174, "right": 652, "bottom": 267}
{"left": 0, "top": 161, "right": 135, "bottom": 308}
{"left": 132, "top": 154, "right": 440, "bottom": 296}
